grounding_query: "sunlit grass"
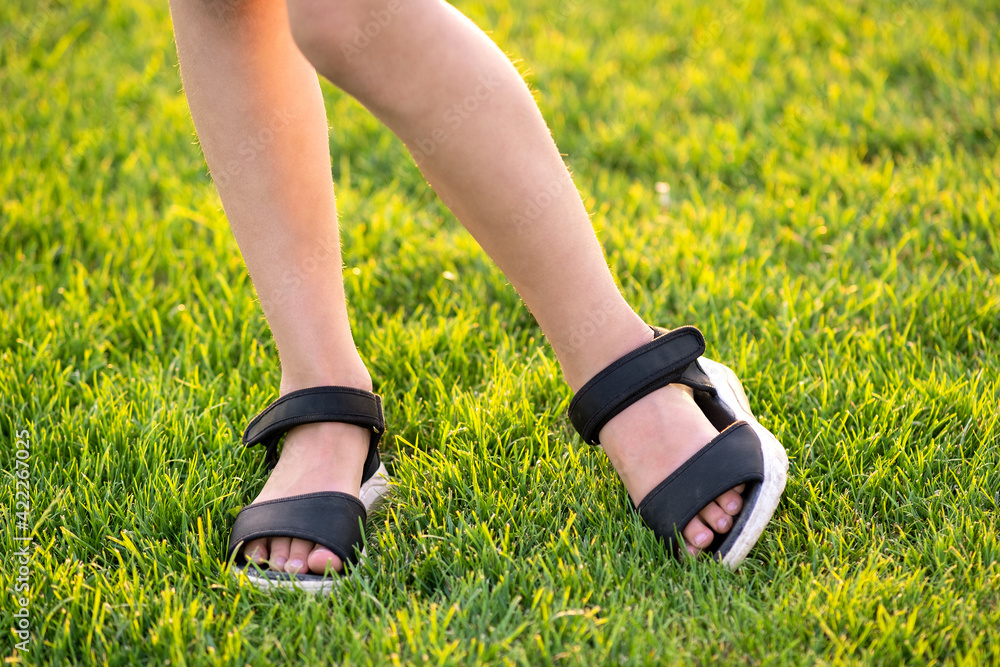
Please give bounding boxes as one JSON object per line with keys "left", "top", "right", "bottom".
{"left": 2, "top": 0, "right": 999, "bottom": 664}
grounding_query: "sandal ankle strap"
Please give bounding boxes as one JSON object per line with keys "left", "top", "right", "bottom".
{"left": 568, "top": 325, "right": 706, "bottom": 445}
{"left": 242, "top": 386, "right": 385, "bottom": 482}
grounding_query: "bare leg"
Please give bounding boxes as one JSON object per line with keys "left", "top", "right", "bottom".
{"left": 169, "top": 0, "right": 373, "bottom": 574}
{"left": 287, "top": 0, "right": 745, "bottom": 556}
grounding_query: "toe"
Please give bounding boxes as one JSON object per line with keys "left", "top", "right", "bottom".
{"left": 716, "top": 484, "right": 746, "bottom": 516}
{"left": 698, "top": 501, "right": 734, "bottom": 534}
{"left": 685, "top": 485, "right": 749, "bottom": 557}
{"left": 268, "top": 536, "right": 291, "bottom": 571}
{"left": 284, "top": 538, "right": 313, "bottom": 574}
{"left": 683, "top": 515, "right": 715, "bottom": 554}
{"left": 307, "top": 546, "right": 344, "bottom": 576}
{"left": 243, "top": 539, "right": 269, "bottom": 565}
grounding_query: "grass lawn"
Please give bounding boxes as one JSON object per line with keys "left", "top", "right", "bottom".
{"left": 2, "top": 0, "right": 999, "bottom": 663}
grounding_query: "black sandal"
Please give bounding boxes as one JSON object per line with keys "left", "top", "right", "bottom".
{"left": 225, "top": 386, "right": 391, "bottom": 591}
{"left": 568, "top": 325, "right": 787, "bottom": 568}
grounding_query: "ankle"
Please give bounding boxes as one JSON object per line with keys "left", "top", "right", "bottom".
{"left": 555, "top": 312, "right": 654, "bottom": 391}
{"left": 279, "top": 359, "right": 373, "bottom": 397}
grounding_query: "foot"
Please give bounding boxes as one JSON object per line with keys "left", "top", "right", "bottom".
{"left": 240, "top": 418, "right": 371, "bottom": 576}
{"left": 579, "top": 327, "right": 747, "bottom": 557}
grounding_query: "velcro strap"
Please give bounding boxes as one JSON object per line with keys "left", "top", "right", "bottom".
{"left": 568, "top": 326, "right": 706, "bottom": 445}
{"left": 226, "top": 492, "right": 367, "bottom": 567}
{"left": 242, "top": 386, "right": 385, "bottom": 475}
{"left": 636, "top": 422, "right": 763, "bottom": 558}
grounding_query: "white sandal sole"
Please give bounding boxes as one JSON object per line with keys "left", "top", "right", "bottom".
{"left": 698, "top": 358, "right": 788, "bottom": 569}
{"left": 230, "top": 462, "right": 391, "bottom": 593}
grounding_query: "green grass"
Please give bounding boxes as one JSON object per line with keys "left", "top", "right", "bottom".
{"left": 2, "top": 0, "right": 1000, "bottom": 663}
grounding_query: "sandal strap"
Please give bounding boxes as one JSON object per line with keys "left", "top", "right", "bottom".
{"left": 568, "top": 326, "right": 707, "bottom": 445}
{"left": 636, "top": 422, "right": 764, "bottom": 557}
{"left": 242, "top": 386, "right": 385, "bottom": 482}
{"left": 226, "top": 492, "right": 367, "bottom": 568}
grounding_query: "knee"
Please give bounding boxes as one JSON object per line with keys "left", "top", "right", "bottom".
{"left": 287, "top": 0, "right": 409, "bottom": 76}
{"left": 285, "top": 0, "right": 330, "bottom": 65}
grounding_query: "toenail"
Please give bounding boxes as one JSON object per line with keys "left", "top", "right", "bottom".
{"left": 717, "top": 517, "right": 730, "bottom": 531}
{"left": 727, "top": 501, "right": 739, "bottom": 513}
{"left": 287, "top": 559, "right": 304, "bottom": 572}
{"left": 696, "top": 532, "right": 712, "bottom": 547}
{"left": 272, "top": 557, "right": 287, "bottom": 568}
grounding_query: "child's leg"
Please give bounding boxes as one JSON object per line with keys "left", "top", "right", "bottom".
{"left": 286, "top": 0, "right": 745, "bottom": 556}
{"left": 169, "top": 0, "right": 374, "bottom": 574}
